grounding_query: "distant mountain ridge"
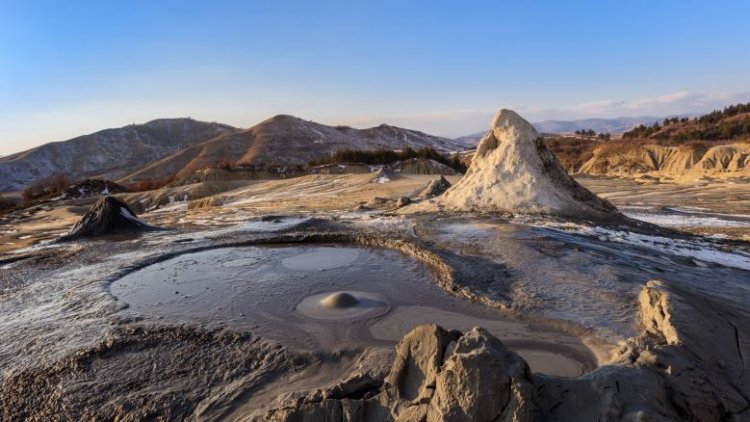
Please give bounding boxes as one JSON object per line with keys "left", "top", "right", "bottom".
{"left": 534, "top": 116, "right": 665, "bottom": 135}
{"left": 0, "top": 119, "right": 235, "bottom": 192}
{"left": 454, "top": 116, "right": 673, "bottom": 149}
{"left": 0, "top": 115, "right": 465, "bottom": 192}
{"left": 0, "top": 119, "right": 236, "bottom": 192}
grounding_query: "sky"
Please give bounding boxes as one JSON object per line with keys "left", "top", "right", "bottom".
{"left": 1, "top": 0, "right": 750, "bottom": 155}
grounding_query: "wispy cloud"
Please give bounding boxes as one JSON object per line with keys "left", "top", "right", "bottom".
{"left": 2, "top": 90, "right": 749, "bottom": 155}
{"left": 337, "top": 90, "right": 750, "bottom": 138}
{"left": 333, "top": 109, "right": 496, "bottom": 138}
{"left": 568, "top": 90, "right": 750, "bottom": 117}
{"left": 573, "top": 99, "right": 627, "bottom": 113}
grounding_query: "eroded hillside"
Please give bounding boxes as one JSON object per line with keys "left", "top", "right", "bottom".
{"left": 543, "top": 137, "right": 750, "bottom": 181}
{"left": 546, "top": 104, "right": 750, "bottom": 180}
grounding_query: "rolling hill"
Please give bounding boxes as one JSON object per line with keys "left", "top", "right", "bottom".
{"left": 122, "top": 115, "right": 465, "bottom": 183}
{"left": 0, "top": 115, "right": 465, "bottom": 192}
{"left": 0, "top": 119, "right": 236, "bottom": 192}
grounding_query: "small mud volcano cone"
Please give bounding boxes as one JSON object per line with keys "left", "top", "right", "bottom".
{"left": 297, "top": 290, "right": 388, "bottom": 320}
{"left": 320, "top": 292, "right": 360, "bottom": 309}
{"left": 371, "top": 168, "right": 398, "bottom": 183}
{"left": 412, "top": 175, "right": 452, "bottom": 201}
{"left": 60, "top": 196, "right": 158, "bottom": 241}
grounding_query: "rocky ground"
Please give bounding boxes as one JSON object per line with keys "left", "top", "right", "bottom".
{"left": 3, "top": 172, "right": 750, "bottom": 254}
{"left": 1, "top": 203, "right": 749, "bottom": 420}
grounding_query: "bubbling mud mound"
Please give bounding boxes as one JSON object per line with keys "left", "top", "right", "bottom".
{"left": 110, "top": 244, "right": 597, "bottom": 377}
{"left": 298, "top": 291, "right": 389, "bottom": 320}
{"left": 322, "top": 292, "right": 359, "bottom": 308}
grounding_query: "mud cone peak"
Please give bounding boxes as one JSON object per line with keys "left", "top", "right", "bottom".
{"left": 492, "top": 108, "right": 538, "bottom": 135}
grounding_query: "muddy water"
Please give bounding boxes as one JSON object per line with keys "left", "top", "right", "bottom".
{"left": 110, "top": 244, "right": 596, "bottom": 377}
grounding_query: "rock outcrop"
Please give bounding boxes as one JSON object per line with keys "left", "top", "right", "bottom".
{"left": 263, "top": 325, "right": 537, "bottom": 421}
{"left": 357, "top": 173, "right": 451, "bottom": 211}
{"left": 410, "top": 109, "right": 620, "bottom": 220}
{"left": 60, "top": 196, "right": 158, "bottom": 241}
{"left": 61, "top": 179, "right": 129, "bottom": 199}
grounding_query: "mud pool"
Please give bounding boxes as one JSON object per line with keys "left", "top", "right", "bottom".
{"left": 110, "top": 244, "right": 597, "bottom": 377}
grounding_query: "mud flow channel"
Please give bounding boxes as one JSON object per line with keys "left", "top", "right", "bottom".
{"left": 110, "top": 244, "right": 597, "bottom": 377}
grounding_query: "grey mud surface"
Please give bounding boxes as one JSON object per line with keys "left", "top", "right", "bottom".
{"left": 110, "top": 244, "right": 595, "bottom": 377}
{"left": 1, "top": 215, "right": 749, "bottom": 420}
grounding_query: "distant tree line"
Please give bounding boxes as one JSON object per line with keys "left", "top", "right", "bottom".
{"left": 674, "top": 119, "right": 750, "bottom": 142}
{"left": 0, "top": 193, "right": 19, "bottom": 213}
{"left": 16, "top": 172, "right": 173, "bottom": 206}
{"left": 574, "top": 129, "right": 611, "bottom": 140}
{"left": 697, "top": 102, "right": 750, "bottom": 124}
{"left": 125, "top": 176, "right": 176, "bottom": 192}
{"left": 309, "top": 147, "right": 467, "bottom": 173}
{"left": 623, "top": 102, "right": 750, "bottom": 141}
{"left": 622, "top": 122, "right": 664, "bottom": 139}
{"left": 21, "top": 174, "right": 72, "bottom": 202}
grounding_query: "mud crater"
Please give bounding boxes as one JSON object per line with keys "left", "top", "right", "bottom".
{"left": 110, "top": 242, "right": 597, "bottom": 377}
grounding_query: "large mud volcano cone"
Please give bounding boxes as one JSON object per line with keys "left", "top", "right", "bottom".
{"left": 60, "top": 196, "right": 158, "bottom": 241}
{"left": 427, "top": 109, "right": 620, "bottom": 220}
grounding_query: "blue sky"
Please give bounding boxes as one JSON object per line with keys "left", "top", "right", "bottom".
{"left": 2, "top": 0, "right": 749, "bottom": 154}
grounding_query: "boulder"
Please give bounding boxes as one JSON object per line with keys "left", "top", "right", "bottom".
{"left": 362, "top": 195, "right": 411, "bottom": 210}
{"left": 395, "top": 196, "right": 411, "bottom": 208}
{"left": 260, "top": 325, "right": 538, "bottom": 421}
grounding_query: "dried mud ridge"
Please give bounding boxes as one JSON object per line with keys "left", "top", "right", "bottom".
{"left": 1, "top": 222, "right": 748, "bottom": 421}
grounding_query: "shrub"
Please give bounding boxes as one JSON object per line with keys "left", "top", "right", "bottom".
{"left": 308, "top": 147, "right": 466, "bottom": 172}
{"left": 624, "top": 102, "right": 750, "bottom": 141}
{"left": 21, "top": 174, "right": 72, "bottom": 202}
{"left": 126, "top": 176, "right": 175, "bottom": 192}
{"left": 0, "top": 194, "right": 19, "bottom": 213}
